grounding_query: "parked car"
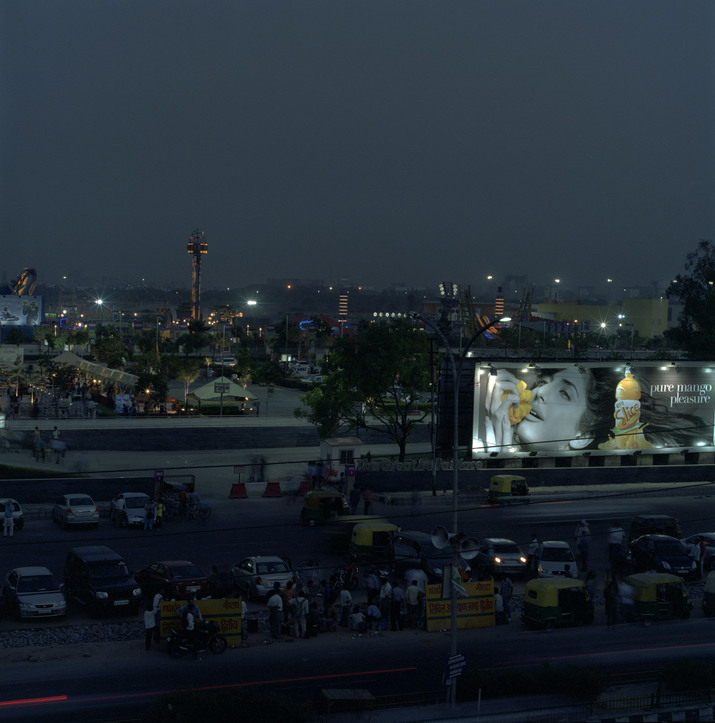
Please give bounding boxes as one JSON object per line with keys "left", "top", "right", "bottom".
{"left": 682, "top": 533, "right": 715, "bottom": 572}
{"left": 231, "top": 555, "right": 298, "bottom": 601}
{"left": 629, "top": 515, "right": 681, "bottom": 542}
{"left": 64, "top": 546, "right": 142, "bottom": 616}
{"left": 110, "top": 492, "right": 150, "bottom": 528}
{"left": 2, "top": 566, "right": 66, "bottom": 619}
{"left": 478, "top": 538, "right": 528, "bottom": 577}
{"left": 629, "top": 534, "right": 700, "bottom": 581}
{"left": 535, "top": 541, "right": 577, "bottom": 578}
{"left": 134, "top": 560, "right": 210, "bottom": 600}
{"left": 52, "top": 494, "right": 99, "bottom": 528}
{"left": 0, "top": 499, "right": 24, "bottom": 531}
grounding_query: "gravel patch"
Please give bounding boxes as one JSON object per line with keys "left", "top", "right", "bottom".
{"left": 0, "top": 621, "right": 144, "bottom": 649}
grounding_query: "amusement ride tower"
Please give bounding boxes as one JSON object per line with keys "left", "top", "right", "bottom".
{"left": 186, "top": 229, "right": 208, "bottom": 320}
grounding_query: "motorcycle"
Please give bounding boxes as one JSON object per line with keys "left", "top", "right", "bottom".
{"left": 166, "top": 620, "right": 228, "bottom": 658}
{"left": 334, "top": 562, "right": 360, "bottom": 591}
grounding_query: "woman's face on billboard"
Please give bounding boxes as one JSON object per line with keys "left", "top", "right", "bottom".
{"left": 516, "top": 368, "right": 592, "bottom": 450}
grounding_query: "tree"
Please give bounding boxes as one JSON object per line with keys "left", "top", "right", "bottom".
{"left": 174, "top": 360, "right": 200, "bottom": 404}
{"left": 3, "top": 327, "right": 28, "bottom": 345}
{"left": 666, "top": 240, "right": 715, "bottom": 358}
{"left": 294, "top": 319, "right": 430, "bottom": 461}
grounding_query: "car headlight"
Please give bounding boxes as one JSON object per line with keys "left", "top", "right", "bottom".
{"left": 132, "top": 588, "right": 142, "bottom": 597}
{"left": 519, "top": 557, "right": 527, "bottom": 564}
{"left": 661, "top": 561, "right": 671, "bottom": 569}
{"left": 494, "top": 557, "right": 502, "bottom": 564}
{"left": 95, "top": 591, "right": 109, "bottom": 599}
{"left": 19, "top": 602, "right": 32, "bottom": 610}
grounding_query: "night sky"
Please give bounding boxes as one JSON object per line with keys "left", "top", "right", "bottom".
{"left": 2, "top": 1, "right": 713, "bottom": 293}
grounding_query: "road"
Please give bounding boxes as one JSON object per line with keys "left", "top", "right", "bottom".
{"left": 0, "top": 480, "right": 714, "bottom": 719}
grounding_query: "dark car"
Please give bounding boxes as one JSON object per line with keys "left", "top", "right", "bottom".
{"left": 389, "top": 531, "right": 489, "bottom": 585}
{"left": 629, "top": 515, "right": 681, "bottom": 542}
{"left": 63, "top": 546, "right": 142, "bottom": 616}
{"left": 134, "top": 560, "right": 210, "bottom": 600}
{"left": 628, "top": 534, "right": 699, "bottom": 581}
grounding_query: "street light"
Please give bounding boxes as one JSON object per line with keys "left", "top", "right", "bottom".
{"left": 412, "top": 311, "right": 500, "bottom": 708}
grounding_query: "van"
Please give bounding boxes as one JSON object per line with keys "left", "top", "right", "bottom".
{"left": 64, "top": 546, "right": 142, "bottom": 616}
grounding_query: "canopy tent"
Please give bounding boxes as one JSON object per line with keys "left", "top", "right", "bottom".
{"left": 186, "top": 376, "right": 258, "bottom": 408}
{"left": 53, "top": 352, "right": 138, "bottom": 388}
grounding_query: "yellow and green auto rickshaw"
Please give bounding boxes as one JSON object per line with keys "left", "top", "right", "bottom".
{"left": 703, "top": 571, "right": 715, "bottom": 617}
{"left": 349, "top": 522, "right": 400, "bottom": 560}
{"left": 487, "top": 475, "right": 530, "bottom": 504}
{"left": 300, "top": 489, "right": 349, "bottom": 526}
{"left": 521, "top": 578, "right": 594, "bottom": 631}
{"left": 624, "top": 572, "right": 690, "bottom": 624}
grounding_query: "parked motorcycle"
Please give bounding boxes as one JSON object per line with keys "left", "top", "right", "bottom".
{"left": 334, "top": 562, "right": 360, "bottom": 591}
{"left": 166, "top": 620, "right": 228, "bottom": 658}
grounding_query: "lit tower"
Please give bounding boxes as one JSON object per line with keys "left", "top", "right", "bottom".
{"left": 186, "top": 228, "right": 208, "bottom": 320}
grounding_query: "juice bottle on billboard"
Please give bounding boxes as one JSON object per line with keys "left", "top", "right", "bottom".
{"left": 598, "top": 367, "right": 653, "bottom": 450}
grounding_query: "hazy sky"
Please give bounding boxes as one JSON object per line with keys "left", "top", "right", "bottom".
{"left": 2, "top": 1, "right": 713, "bottom": 294}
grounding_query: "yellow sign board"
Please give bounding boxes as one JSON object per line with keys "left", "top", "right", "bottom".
{"left": 159, "top": 598, "right": 243, "bottom": 645}
{"left": 425, "top": 580, "right": 495, "bottom": 632}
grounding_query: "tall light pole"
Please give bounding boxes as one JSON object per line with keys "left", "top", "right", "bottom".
{"left": 412, "top": 312, "right": 499, "bottom": 708}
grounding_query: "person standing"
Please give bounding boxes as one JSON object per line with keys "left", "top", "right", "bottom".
{"left": 365, "top": 568, "right": 379, "bottom": 606}
{"left": 607, "top": 522, "right": 626, "bottom": 567}
{"left": 182, "top": 602, "right": 199, "bottom": 659}
{"left": 575, "top": 520, "right": 591, "bottom": 572}
{"left": 293, "top": 589, "right": 308, "bottom": 639}
{"left": 267, "top": 582, "right": 284, "bottom": 639}
{"left": 339, "top": 587, "right": 352, "bottom": 627}
{"left": 390, "top": 583, "right": 405, "bottom": 631}
{"left": 3, "top": 500, "right": 13, "bottom": 538}
{"left": 689, "top": 536, "right": 702, "bottom": 579}
{"left": 605, "top": 577, "right": 618, "bottom": 628}
{"left": 144, "top": 603, "right": 156, "bottom": 651}
{"left": 144, "top": 498, "right": 156, "bottom": 531}
{"left": 526, "top": 534, "right": 539, "bottom": 577}
{"left": 500, "top": 576, "right": 513, "bottom": 622}
{"left": 152, "top": 587, "right": 165, "bottom": 643}
{"left": 404, "top": 580, "right": 424, "bottom": 628}
{"left": 362, "top": 487, "right": 374, "bottom": 515}
{"left": 378, "top": 577, "right": 392, "bottom": 626}
{"left": 349, "top": 486, "right": 361, "bottom": 516}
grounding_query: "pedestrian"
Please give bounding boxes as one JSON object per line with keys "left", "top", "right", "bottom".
{"left": 605, "top": 577, "right": 618, "bottom": 628}
{"left": 526, "top": 533, "right": 538, "bottom": 577}
{"left": 365, "top": 568, "right": 379, "bottom": 605}
{"left": 500, "top": 576, "right": 513, "bottom": 622}
{"left": 495, "top": 587, "right": 506, "bottom": 624}
{"left": 152, "top": 587, "right": 166, "bottom": 643}
{"left": 293, "top": 589, "right": 309, "bottom": 639}
{"left": 390, "top": 583, "right": 404, "bottom": 631}
{"left": 267, "top": 581, "right": 284, "bottom": 639}
{"left": 378, "top": 576, "right": 392, "bottom": 626}
{"left": 144, "top": 497, "right": 156, "bottom": 530}
{"left": 404, "top": 580, "right": 424, "bottom": 628}
{"left": 181, "top": 601, "right": 199, "bottom": 659}
{"left": 366, "top": 602, "right": 382, "bottom": 631}
{"left": 280, "top": 580, "right": 295, "bottom": 622}
{"left": 689, "top": 536, "right": 702, "bottom": 579}
{"left": 362, "top": 486, "right": 373, "bottom": 515}
{"left": 575, "top": 520, "right": 591, "bottom": 571}
{"left": 144, "top": 603, "right": 156, "bottom": 651}
{"left": 584, "top": 570, "right": 596, "bottom": 600}
{"left": 349, "top": 486, "right": 361, "bottom": 515}
{"left": 339, "top": 587, "right": 352, "bottom": 627}
{"left": 3, "top": 500, "right": 13, "bottom": 537}
{"left": 607, "top": 521, "right": 626, "bottom": 566}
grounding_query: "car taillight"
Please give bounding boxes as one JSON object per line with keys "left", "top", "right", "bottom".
{"left": 66, "top": 507, "right": 72, "bottom": 514}
{"left": 255, "top": 576, "right": 262, "bottom": 585}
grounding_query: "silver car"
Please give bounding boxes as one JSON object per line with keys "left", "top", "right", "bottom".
{"left": 231, "top": 555, "right": 298, "bottom": 601}
{"left": 2, "top": 566, "right": 67, "bottom": 619}
{"left": 110, "top": 492, "right": 150, "bottom": 528}
{"left": 52, "top": 494, "right": 99, "bottom": 528}
{"left": 479, "top": 538, "right": 528, "bottom": 577}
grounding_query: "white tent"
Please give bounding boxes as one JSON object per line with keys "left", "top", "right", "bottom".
{"left": 186, "top": 376, "right": 258, "bottom": 408}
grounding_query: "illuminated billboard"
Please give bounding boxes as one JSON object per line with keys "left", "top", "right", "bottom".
{"left": 471, "top": 362, "right": 715, "bottom": 457}
{"left": 0, "top": 295, "right": 43, "bottom": 327}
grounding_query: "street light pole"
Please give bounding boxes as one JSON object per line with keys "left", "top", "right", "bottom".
{"left": 413, "top": 312, "right": 497, "bottom": 708}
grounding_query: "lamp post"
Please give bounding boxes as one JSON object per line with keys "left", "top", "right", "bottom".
{"left": 413, "top": 312, "right": 499, "bottom": 708}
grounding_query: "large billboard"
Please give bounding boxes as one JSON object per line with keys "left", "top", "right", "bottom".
{"left": 471, "top": 362, "right": 715, "bottom": 457}
{"left": 0, "top": 295, "right": 43, "bottom": 327}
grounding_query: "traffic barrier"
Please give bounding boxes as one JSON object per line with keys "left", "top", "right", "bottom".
{"left": 297, "top": 479, "right": 311, "bottom": 496}
{"left": 229, "top": 482, "right": 247, "bottom": 499}
{"left": 263, "top": 481, "right": 282, "bottom": 498}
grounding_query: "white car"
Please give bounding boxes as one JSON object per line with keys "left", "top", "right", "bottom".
{"left": 51, "top": 494, "right": 99, "bottom": 529}
{"left": 535, "top": 541, "right": 577, "bottom": 578}
{"left": 110, "top": 492, "right": 150, "bottom": 528}
{"left": 2, "top": 566, "right": 67, "bottom": 619}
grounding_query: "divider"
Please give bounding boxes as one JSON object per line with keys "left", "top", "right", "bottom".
{"left": 229, "top": 482, "right": 247, "bottom": 499}
{"left": 263, "top": 481, "right": 282, "bottom": 498}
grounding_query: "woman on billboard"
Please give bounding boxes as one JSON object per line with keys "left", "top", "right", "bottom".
{"left": 483, "top": 366, "right": 707, "bottom": 453}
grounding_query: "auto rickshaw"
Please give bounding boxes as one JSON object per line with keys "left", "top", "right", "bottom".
{"left": 300, "top": 489, "right": 349, "bottom": 526}
{"left": 702, "top": 571, "right": 715, "bottom": 617}
{"left": 349, "top": 522, "right": 400, "bottom": 560}
{"left": 521, "top": 578, "right": 594, "bottom": 631}
{"left": 487, "top": 475, "right": 530, "bottom": 504}
{"left": 623, "top": 572, "right": 690, "bottom": 624}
